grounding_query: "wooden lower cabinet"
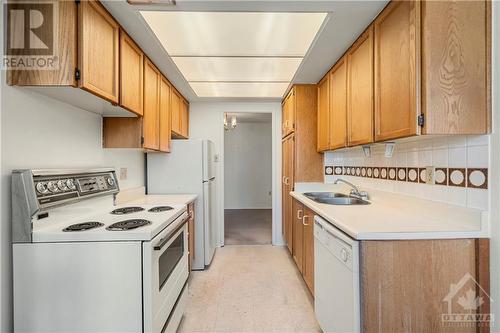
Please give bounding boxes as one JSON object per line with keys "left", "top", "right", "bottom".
{"left": 188, "top": 202, "right": 195, "bottom": 271}
{"left": 290, "top": 199, "right": 314, "bottom": 296}
{"left": 361, "top": 238, "right": 490, "bottom": 332}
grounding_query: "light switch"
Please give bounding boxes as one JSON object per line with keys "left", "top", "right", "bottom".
{"left": 120, "top": 168, "right": 128, "bottom": 181}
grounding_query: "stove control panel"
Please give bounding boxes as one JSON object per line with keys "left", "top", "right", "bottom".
{"left": 33, "top": 170, "right": 118, "bottom": 207}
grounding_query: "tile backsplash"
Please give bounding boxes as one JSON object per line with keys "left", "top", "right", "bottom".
{"left": 324, "top": 136, "right": 489, "bottom": 211}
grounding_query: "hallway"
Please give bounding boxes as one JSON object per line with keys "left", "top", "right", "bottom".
{"left": 178, "top": 246, "right": 320, "bottom": 333}
{"left": 224, "top": 209, "right": 272, "bottom": 245}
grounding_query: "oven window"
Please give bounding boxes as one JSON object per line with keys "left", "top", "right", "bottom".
{"left": 159, "top": 232, "right": 184, "bottom": 290}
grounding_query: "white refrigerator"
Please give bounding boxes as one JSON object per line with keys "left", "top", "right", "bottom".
{"left": 147, "top": 139, "right": 217, "bottom": 270}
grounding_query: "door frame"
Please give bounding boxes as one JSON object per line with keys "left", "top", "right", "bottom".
{"left": 219, "top": 105, "right": 284, "bottom": 247}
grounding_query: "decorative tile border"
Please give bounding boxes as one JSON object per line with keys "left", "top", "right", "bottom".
{"left": 325, "top": 165, "right": 488, "bottom": 189}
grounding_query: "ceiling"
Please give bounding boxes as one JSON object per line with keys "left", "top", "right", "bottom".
{"left": 102, "top": 0, "right": 388, "bottom": 102}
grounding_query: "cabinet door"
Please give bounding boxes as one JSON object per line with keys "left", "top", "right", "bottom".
{"left": 79, "top": 0, "right": 119, "bottom": 103}
{"left": 282, "top": 135, "right": 295, "bottom": 253}
{"left": 170, "top": 89, "right": 182, "bottom": 136}
{"left": 347, "top": 26, "right": 374, "bottom": 146}
{"left": 292, "top": 200, "right": 304, "bottom": 273}
{"left": 282, "top": 90, "right": 295, "bottom": 138}
{"left": 317, "top": 75, "right": 330, "bottom": 152}
{"left": 180, "top": 99, "right": 189, "bottom": 138}
{"left": 422, "top": 1, "right": 489, "bottom": 134}
{"left": 329, "top": 58, "right": 348, "bottom": 150}
{"left": 143, "top": 59, "right": 160, "bottom": 150}
{"left": 119, "top": 30, "right": 144, "bottom": 116}
{"left": 302, "top": 206, "right": 314, "bottom": 295}
{"left": 374, "top": 1, "right": 419, "bottom": 141}
{"left": 159, "top": 76, "right": 171, "bottom": 152}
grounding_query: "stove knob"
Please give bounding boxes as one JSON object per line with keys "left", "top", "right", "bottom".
{"left": 57, "top": 180, "right": 68, "bottom": 191}
{"left": 106, "top": 177, "right": 115, "bottom": 187}
{"left": 66, "top": 179, "right": 76, "bottom": 190}
{"left": 36, "top": 182, "right": 48, "bottom": 194}
{"left": 47, "top": 181, "right": 59, "bottom": 193}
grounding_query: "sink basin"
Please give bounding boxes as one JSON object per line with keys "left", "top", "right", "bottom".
{"left": 303, "top": 192, "right": 370, "bottom": 205}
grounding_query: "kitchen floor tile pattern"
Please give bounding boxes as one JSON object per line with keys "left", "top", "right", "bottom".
{"left": 178, "top": 246, "right": 320, "bottom": 333}
{"left": 224, "top": 209, "right": 272, "bottom": 245}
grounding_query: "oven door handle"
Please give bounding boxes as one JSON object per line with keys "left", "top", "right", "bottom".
{"left": 154, "top": 213, "right": 188, "bottom": 251}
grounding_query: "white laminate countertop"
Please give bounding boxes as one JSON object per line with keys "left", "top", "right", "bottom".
{"left": 291, "top": 183, "right": 488, "bottom": 240}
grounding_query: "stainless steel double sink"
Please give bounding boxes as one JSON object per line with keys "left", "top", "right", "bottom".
{"left": 303, "top": 192, "right": 370, "bottom": 205}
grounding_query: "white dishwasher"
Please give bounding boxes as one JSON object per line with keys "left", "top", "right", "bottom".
{"left": 314, "top": 215, "right": 360, "bottom": 333}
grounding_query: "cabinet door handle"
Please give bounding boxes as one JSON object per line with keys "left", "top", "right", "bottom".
{"left": 297, "top": 209, "right": 303, "bottom": 220}
{"left": 302, "top": 215, "right": 310, "bottom": 226}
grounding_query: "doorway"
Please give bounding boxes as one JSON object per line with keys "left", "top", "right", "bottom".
{"left": 223, "top": 112, "right": 273, "bottom": 245}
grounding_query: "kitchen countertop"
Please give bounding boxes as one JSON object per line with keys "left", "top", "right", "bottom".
{"left": 291, "top": 184, "right": 488, "bottom": 240}
{"left": 128, "top": 194, "right": 198, "bottom": 206}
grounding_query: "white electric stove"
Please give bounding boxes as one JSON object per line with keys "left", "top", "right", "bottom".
{"left": 12, "top": 168, "right": 189, "bottom": 333}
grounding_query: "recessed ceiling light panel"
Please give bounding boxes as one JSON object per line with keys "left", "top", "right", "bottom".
{"left": 171, "top": 57, "right": 302, "bottom": 82}
{"left": 140, "top": 11, "right": 327, "bottom": 56}
{"left": 190, "top": 82, "right": 289, "bottom": 98}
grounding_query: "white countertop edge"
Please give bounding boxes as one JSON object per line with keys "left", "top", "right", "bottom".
{"left": 290, "top": 192, "right": 487, "bottom": 240}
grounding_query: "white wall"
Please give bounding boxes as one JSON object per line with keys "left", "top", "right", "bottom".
{"left": 224, "top": 121, "right": 272, "bottom": 209}
{"left": 188, "top": 101, "right": 282, "bottom": 246}
{"left": 0, "top": 83, "right": 145, "bottom": 331}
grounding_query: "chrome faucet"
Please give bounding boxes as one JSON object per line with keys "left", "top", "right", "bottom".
{"left": 334, "top": 178, "right": 369, "bottom": 201}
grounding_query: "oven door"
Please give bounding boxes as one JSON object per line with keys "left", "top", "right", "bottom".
{"left": 143, "top": 212, "right": 189, "bottom": 333}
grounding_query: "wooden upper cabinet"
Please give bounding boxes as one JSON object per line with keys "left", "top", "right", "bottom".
{"left": 180, "top": 99, "right": 189, "bottom": 138}
{"left": 317, "top": 75, "right": 330, "bottom": 152}
{"left": 329, "top": 57, "right": 348, "bottom": 150}
{"left": 347, "top": 26, "right": 374, "bottom": 147}
{"left": 119, "top": 30, "right": 144, "bottom": 116}
{"left": 143, "top": 58, "right": 160, "bottom": 150}
{"left": 421, "top": 0, "right": 490, "bottom": 134}
{"left": 282, "top": 90, "right": 295, "bottom": 138}
{"left": 159, "top": 76, "right": 171, "bottom": 152}
{"left": 374, "top": 1, "right": 419, "bottom": 142}
{"left": 78, "top": 0, "right": 119, "bottom": 103}
{"left": 170, "top": 89, "right": 182, "bottom": 136}
{"left": 6, "top": 1, "right": 78, "bottom": 86}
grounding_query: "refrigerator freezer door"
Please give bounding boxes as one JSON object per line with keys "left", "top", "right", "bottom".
{"left": 203, "top": 140, "right": 216, "bottom": 181}
{"left": 203, "top": 180, "right": 216, "bottom": 265}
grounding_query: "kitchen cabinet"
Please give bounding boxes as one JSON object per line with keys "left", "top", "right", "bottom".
{"left": 361, "top": 239, "right": 489, "bottom": 332}
{"left": 188, "top": 202, "right": 195, "bottom": 271}
{"left": 103, "top": 60, "right": 171, "bottom": 152}
{"left": 302, "top": 206, "right": 314, "bottom": 295}
{"left": 318, "top": 0, "right": 490, "bottom": 151}
{"left": 374, "top": 1, "right": 418, "bottom": 141}
{"left": 282, "top": 90, "right": 295, "bottom": 138}
{"left": 347, "top": 26, "right": 374, "bottom": 147}
{"left": 142, "top": 58, "right": 161, "bottom": 150}
{"left": 329, "top": 58, "right": 348, "bottom": 150}
{"left": 78, "top": 0, "right": 120, "bottom": 103}
{"left": 292, "top": 200, "right": 304, "bottom": 273}
{"left": 159, "top": 76, "right": 172, "bottom": 152}
{"left": 171, "top": 90, "right": 189, "bottom": 139}
{"left": 282, "top": 134, "right": 295, "bottom": 254}
{"left": 119, "top": 30, "right": 144, "bottom": 116}
{"left": 317, "top": 75, "right": 330, "bottom": 152}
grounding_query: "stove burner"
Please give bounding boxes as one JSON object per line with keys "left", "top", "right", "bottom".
{"left": 106, "top": 219, "right": 152, "bottom": 231}
{"left": 63, "top": 222, "right": 104, "bottom": 232}
{"left": 148, "top": 206, "right": 174, "bottom": 213}
{"left": 110, "top": 206, "right": 145, "bottom": 215}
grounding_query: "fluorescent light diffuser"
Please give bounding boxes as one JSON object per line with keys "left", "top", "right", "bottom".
{"left": 140, "top": 11, "right": 327, "bottom": 56}
{"left": 171, "top": 57, "right": 302, "bottom": 82}
{"left": 190, "top": 82, "right": 289, "bottom": 98}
